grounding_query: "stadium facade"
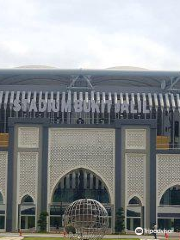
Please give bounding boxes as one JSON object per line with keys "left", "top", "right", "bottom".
{"left": 0, "top": 67, "right": 180, "bottom": 232}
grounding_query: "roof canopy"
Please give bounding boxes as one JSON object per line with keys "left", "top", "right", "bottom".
{"left": 0, "top": 69, "right": 180, "bottom": 92}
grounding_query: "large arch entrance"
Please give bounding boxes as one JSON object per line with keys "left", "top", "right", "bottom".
{"left": 49, "top": 168, "right": 112, "bottom": 232}
{"left": 158, "top": 185, "right": 180, "bottom": 231}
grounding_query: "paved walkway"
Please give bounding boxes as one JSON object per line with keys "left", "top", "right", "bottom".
{"left": 0, "top": 237, "right": 24, "bottom": 240}
{"left": 0, "top": 233, "right": 178, "bottom": 239}
{"left": 0, "top": 233, "right": 151, "bottom": 238}
{"left": 0, "top": 233, "right": 155, "bottom": 238}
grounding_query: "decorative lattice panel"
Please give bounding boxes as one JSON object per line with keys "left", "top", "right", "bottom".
{"left": 18, "top": 152, "right": 38, "bottom": 203}
{"left": 126, "top": 153, "right": 146, "bottom": 205}
{"left": 18, "top": 127, "right": 39, "bottom": 148}
{"left": 157, "top": 154, "right": 180, "bottom": 203}
{"left": 0, "top": 152, "right": 7, "bottom": 201}
{"left": 48, "top": 128, "right": 115, "bottom": 203}
{"left": 125, "top": 129, "right": 146, "bottom": 150}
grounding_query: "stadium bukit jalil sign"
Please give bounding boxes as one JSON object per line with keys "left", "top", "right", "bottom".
{"left": 12, "top": 98, "right": 150, "bottom": 114}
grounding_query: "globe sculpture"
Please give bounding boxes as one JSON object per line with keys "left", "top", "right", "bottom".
{"left": 64, "top": 199, "right": 109, "bottom": 240}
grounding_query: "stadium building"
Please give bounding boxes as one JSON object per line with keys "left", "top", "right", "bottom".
{"left": 0, "top": 66, "right": 180, "bottom": 232}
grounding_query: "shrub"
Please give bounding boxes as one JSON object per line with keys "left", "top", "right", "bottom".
{"left": 115, "top": 207, "right": 125, "bottom": 233}
{"left": 38, "top": 211, "right": 49, "bottom": 232}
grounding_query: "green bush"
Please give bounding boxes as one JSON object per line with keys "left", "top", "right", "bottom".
{"left": 38, "top": 211, "right": 49, "bottom": 232}
{"left": 115, "top": 207, "right": 125, "bottom": 233}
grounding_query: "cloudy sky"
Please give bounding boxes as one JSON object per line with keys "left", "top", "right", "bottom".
{"left": 0, "top": 0, "right": 179, "bottom": 70}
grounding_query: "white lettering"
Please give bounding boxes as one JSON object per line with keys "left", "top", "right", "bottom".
{"left": 143, "top": 100, "right": 150, "bottom": 114}
{"left": 11, "top": 94, "right": 152, "bottom": 114}
{"left": 121, "top": 101, "right": 129, "bottom": 113}
{"left": 29, "top": 99, "right": 37, "bottom": 112}
{"left": 39, "top": 99, "right": 47, "bottom": 112}
{"left": 91, "top": 100, "right": 100, "bottom": 113}
{"left": 61, "top": 99, "right": 71, "bottom": 112}
{"left": 115, "top": 102, "right": 120, "bottom": 113}
{"left": 83, "top": 100, "right": 91, "bottom": 113}
{"left": 130, "top": 101, "right": 137, "bottom": 114}
{"left": 13, "top": 99, "right": 21, "bottom": 112}
{"left": 74, "top": 100, "right": 83, "bottom": 113}
{"left": 21, "top": 99, "right": 28, "bottom": 112}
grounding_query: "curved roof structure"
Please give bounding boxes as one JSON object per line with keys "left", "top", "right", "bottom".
{"left": 16, "top": 65, "right": 57, "bottom": 69}
{"left": 0, "top": 67, "right": 179, "bottom": 92}
{"left": 107, "top": 66, "right": 149, "bottom": 71}
{"left": 0, "top": 66, "right": 180, "bottom": 132}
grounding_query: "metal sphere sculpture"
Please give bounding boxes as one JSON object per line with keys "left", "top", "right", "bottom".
{"left": 64, "top": 199, "right": 108, "bottom": 240}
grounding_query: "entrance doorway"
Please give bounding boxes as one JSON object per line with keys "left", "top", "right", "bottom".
{"left": 158, "top": 218, "right": 180, "bottom": 231}
{"left": 49, "top": 168, "right": 113, "bottom": 232}
{"left": 158, "top": 185, "right": 180, "bottom": 232}
{"left": 126, "top": 197, "right": 143, "bottom": 231}
{"left": 18, "top": 195, "right": 36, "bottom": 231}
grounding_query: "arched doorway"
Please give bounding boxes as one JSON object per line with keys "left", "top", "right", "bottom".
{"left": 126, "top": 196, "right": 143, "bottom": 231}
{"left": 158, "top": 185, "right": 180, "bottom": 231}
{"left": 18, "top": 195, "right": 36, "bottom": 231}
{"left": 49, "top": 168, "right": 112, "bottom": 232}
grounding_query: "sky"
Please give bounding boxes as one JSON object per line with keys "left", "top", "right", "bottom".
{"left": 0, "top": 0, "right": 179, "bottom": 70}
